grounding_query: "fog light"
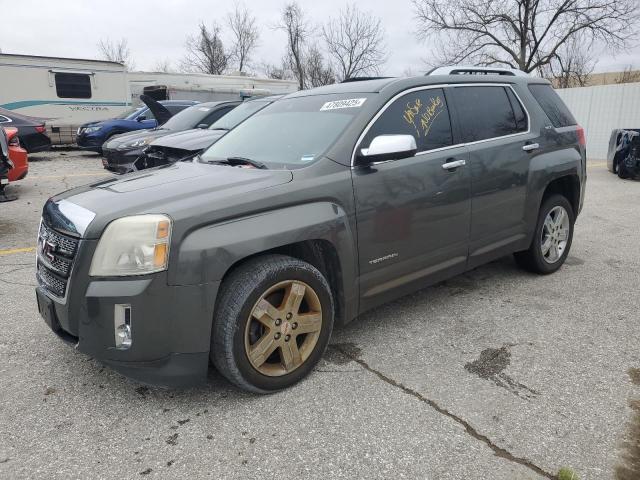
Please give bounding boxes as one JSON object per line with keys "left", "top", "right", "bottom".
{"left": 114, "top": 304, "right": 132, "bottom": 350}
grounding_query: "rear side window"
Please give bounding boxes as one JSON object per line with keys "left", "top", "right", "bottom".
{"left": 450, "top": 86, "right": 523, "bottom": 142}
{"left": 362, "top": 88, "right": 453, "bottom": 152}
{"left": 528, "top": 84, "right": 576, "bottom": 127}
{"left": 55, "top": 73, "right": 92, "bottom": 99}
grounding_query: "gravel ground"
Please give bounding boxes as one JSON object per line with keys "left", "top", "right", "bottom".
{"left": 0, "top": 151, "right": 639, "bottom": 479}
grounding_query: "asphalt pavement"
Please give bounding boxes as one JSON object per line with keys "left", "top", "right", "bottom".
{"left": 0, "top": 151, "right": 638, "bottom": 479}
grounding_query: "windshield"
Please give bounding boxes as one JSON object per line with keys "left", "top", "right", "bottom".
{"left": 209, "top": 100, "right": 270, "bottom": 130}
{"left": 200, "top": 94, "right": 370, "bottom": 169}
{"left": 116, "top": 106, "right": 145, "bottom": 120}
{"left": 160, "top": 104, "right": 218, "bottom": 130}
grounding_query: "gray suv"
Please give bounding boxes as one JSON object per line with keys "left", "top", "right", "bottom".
{"left": 35, "top": 70, "right": 586, "bottom": 393}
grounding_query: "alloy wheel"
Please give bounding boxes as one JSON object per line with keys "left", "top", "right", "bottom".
{"left": 244, "top": 280, "right": 322, "bottom": 376}
{"left": 540, "top": 205, "right": 570, "bottom": 264}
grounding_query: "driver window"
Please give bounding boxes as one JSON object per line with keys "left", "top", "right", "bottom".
{"left": 362, "top": 88, "right": 453, "bottom": 153}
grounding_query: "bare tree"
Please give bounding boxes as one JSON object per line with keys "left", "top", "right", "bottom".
{"left": 323, "top": 4, "right": 386, "bottom": 80}
{"left": 261, "top": 60, "right": 294, "bottom": 80}
{"left": 539, "top": 35, "right": 595, "bottom": 88}
{"left": 304, "top": 45, "right": 336, "bottom": 87}
{"left": 152, "top": 59, "right": 175, "bottom": 73}
{"left": 228, "top": 3, "right": 259, "bottom": 73}
{"left": 97, "top": 38, "right": 134, "bottom": 69}
{"left": 412, "top": 0, "right": 639, "bottom": 73}
{"left": 277, "top": 2, "right": 312, "bottom": 89}
{"left": 615, "top": 65, "right": 640, "bottom": 84}
{"left": 181, "top": 23, "right": 230, "bottom": 75}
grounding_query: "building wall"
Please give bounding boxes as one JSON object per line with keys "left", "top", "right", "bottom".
{"left": 556, "top": 82, "right": 640, "bottom": 160}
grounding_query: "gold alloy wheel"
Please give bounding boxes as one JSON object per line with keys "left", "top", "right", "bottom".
{"left": 244, "top": 280, "right": 323, "bottom": 376}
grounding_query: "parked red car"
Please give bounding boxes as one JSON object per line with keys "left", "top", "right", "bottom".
{"left": 4, "top": 126, "right": 28, "bottom": 182}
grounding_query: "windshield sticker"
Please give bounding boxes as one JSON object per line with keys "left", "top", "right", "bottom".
{"left": 300, "top": 155, "right": 315, "bottom": 162}
{"left": 403, "top": 95, "right": 444, "bottom": 138}
{"left": 320, "top": 98, "right": 367, "bottom": 111}
{"left": 198, "top": 107, "right": 211, "bottom": 112}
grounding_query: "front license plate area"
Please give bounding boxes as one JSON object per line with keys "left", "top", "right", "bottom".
{"left": 36, "top": 288, "right": 61, "bottom": 333}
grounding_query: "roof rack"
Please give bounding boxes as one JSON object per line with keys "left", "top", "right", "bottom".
{"left": 426, "top": 66, "right": 528, "bottom": 77}
{"left": 340, "top": 76, "right": 394, "bottom": 83}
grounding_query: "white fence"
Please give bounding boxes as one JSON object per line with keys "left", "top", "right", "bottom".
{"left": 556, "top": 82, "right": 640, "bottom": 160}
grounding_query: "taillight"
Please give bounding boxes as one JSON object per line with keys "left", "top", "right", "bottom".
{"left": 576, "top": 125, "right": 586, "bottom": 147}
{"left": 3, "top": 126, "right": 19, "bottom": 147}
{"left": 35, "top": 124, "right": 46, "bottom": 133}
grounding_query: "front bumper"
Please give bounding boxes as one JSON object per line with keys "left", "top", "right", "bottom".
{"left": 76, "top": 132, "right": 107, "bottom": 151}
{"left": 37, "top": 243, "right": 220, "bottom": 387}
{"left": 102, "top": 147, "right": 144, "bottom": 174}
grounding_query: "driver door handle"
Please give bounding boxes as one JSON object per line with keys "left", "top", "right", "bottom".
{"left": 522, "top": 143, "right": 540, "bottom": 152}
{"left": 442, "top": 159, "right": 466, "bottom": 170}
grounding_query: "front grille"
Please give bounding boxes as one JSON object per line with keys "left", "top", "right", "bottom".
{"left": 36, "top": 221, "right": 80, "bottom": 298}
{"left": 147, "top": 147, "right": 190, "bottom": 163}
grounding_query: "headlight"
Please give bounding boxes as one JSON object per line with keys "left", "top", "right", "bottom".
{"left": 123, "top": 137, "right": 152, "bottom": 149}
{"left": 83, "top": 126, "right": 102, "bottom": 134}
{"left": 89, "top": 215, "right": 172, "bottom": 277}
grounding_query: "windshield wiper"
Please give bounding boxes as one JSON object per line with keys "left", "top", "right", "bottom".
{"left": 206, "top": 156, "right": 267, "bottom": 169}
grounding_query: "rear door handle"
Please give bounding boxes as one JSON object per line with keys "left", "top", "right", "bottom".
{"left": 442, "top": 159, "right": 466, "bottom": 170}
{"left": 522, "top": 143, "right": 540, "bottom": 152}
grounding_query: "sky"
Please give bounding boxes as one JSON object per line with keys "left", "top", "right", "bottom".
{"left": 1, "top": 0, "right": 639, "bottom": 76}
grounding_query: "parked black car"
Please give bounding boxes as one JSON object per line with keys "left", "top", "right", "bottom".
{"left": 36, "top": 69, "right": 586, "bottom": 392}
{"left": 607, "top": 128, "right": 640, "bottom": 179}
{"left": 136, "top": 96, "right": 281, "bottom": 171}
{"left": 102, "top": 100, "right": 240, "bottom": 173}
{"left": 0, "top": 107, "right": 51, "bottom": 153}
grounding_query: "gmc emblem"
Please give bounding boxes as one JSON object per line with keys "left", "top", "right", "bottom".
{"left": 42, "top": 240, "right": 56, "bottom": 262}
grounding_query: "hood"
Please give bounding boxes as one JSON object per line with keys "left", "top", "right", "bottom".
{"left": 104, "top": 128, "right": 169, "bottom": 149}
{"left": 49, "top": 161, "right": 293, "bottom": 238}
{"left": 140, "top": 94, "right": 173, "bottom": 125}
{"left": 149, "top": 129, "right": 227, "bottom": 151}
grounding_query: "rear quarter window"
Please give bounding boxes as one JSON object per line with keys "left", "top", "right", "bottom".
{"left": 528, "top": 84, "right": 576, "bottom": 128}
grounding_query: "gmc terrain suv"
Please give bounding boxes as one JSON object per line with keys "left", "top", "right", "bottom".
{"left": 36, "top": 68, "right": 586, "bottom": 393}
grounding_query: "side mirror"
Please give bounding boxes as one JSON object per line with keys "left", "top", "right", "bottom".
{"left": 355, "top": 135, "right": 417, "bottom": 166}
{"left": 196, "top": 123, "right": 208, "bottom": 129}
{"left": 137, "top": 115, "right": 147, "bottom": 122}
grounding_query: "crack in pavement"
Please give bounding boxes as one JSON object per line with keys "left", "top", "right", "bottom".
{"left": 334, "top": 345, "right": 556, "bottom": 480}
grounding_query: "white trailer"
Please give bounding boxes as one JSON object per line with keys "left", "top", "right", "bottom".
{"left": 127, "top": 71, "right": 298, "bottom": 103}
{"left": 0, "top": 53, "right": 129, "bottom": 144}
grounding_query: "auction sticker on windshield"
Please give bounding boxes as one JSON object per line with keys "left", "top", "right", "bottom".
{"left": 320, "top": 98, "right": 367, "bottom": 111}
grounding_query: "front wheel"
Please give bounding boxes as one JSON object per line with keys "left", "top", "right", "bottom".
{"left": 514, "top": 194, "right": 575, "bottom": 274}
{"left": 211, "top": 254, "right": 334, "bottom": 393}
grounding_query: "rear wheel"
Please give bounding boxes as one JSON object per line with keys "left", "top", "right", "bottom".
{"left": 514, "top": 194, "right": 574, "bottom": 274}
{"left": 618, "top": 160, "right": 630, "bottom": 179}
{"left": 211, "top": 254, "right": 334, "bottom": 393}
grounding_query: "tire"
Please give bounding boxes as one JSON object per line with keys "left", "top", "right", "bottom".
{"left": 211, "top": 254, "right": 334, "bottom": 393}
{"left": 618, "top": 161, "right": 630, "bottom": 179}
{"left": 514, "top": 194, "right": 575, "bottom": 274}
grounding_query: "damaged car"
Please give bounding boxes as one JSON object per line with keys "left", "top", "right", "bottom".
{"left": 35, "top": 73, "right": 586, "bottom": 392}
{"left": 102, "top": 98, "right": 240, "bottom": 173}
{"left": 135, "top": 95, "right": 281, "bottom": 171}
{"left": 607, "top": 128, "right": 640, "bottom": 179}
